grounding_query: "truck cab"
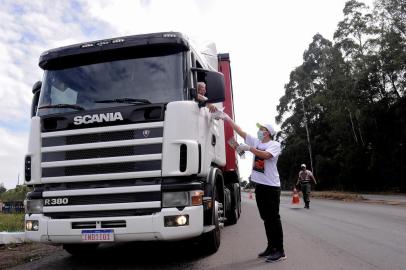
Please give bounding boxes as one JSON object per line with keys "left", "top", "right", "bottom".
{"left": 24, "top": 32, "right": 241, "bottom": 255}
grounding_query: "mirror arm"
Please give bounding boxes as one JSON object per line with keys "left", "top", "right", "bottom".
{"left": 189, "top": 88, "right": 197, "bottom": 100}
{"left": 191, "top": 67, "right": 209, "bottom": 73}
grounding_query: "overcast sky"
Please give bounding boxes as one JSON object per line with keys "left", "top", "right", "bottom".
{"left": 0, "top": 0, "right": 373, "bottom": 189}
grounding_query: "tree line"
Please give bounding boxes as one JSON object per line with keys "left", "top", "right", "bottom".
{"left": 0, "top": 184, "right": 30, "bottom": 202}
{"left": 276, "top": 0, "right": 406, "bottom": 192}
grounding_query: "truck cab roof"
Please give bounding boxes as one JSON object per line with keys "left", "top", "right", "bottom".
{"left": 39, "top": 32, "right": 190, "bottom": 70}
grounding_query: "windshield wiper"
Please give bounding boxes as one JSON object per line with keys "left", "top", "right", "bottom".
{"left": 94, "top": 98, "right": 151, "bottom": 105}
{"left": 38, "top": 104, "right": 85, "bottom": 111}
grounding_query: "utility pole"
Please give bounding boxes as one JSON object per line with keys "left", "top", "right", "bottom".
{"left": 301, "top": 98, "right": 314, "bottom": 174}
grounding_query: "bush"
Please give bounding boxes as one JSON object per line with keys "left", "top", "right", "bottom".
{"left": 0, "top": 185, "right": 31, "bottom": 202}
{"left": 0, "top": 213, "right": 25, "bottom": 232}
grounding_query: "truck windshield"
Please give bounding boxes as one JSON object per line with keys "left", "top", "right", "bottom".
{"left": 37, "top": 52, "right": 184, "bottom": 116}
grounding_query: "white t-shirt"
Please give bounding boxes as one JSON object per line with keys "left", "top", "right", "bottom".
{"left": 245, "top": 134, "right": 282, "bottom": 187}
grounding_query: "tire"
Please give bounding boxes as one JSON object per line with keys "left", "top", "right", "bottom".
{"left": 225, "top": 184, "right": 240, "bottom": 226}
{"left": 226, "top": 207, "right": 238, "bottom": 225}
{"left": 237, "top": 186, "right": 242, "bottom": 217}
{"left": 63, "top": 243, "right": 99, "bottom": 256}
{"left": 201, "top": 186, "right": 221, "bottom": 255}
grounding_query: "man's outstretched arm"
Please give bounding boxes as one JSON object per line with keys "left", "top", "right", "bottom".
{"left": 222, "top": 114, "right": 247, "bottom": 140}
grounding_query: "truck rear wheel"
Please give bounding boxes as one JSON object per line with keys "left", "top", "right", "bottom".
{"left": 63, "top": 243, "right": 99, "bottom": 256}
{"left": 201, "top": 188, "right": 221, "bottom": 254}
{"left": 225, "top": 184, "right": 241, "bottom": 225}
{"left": 226, "top": 205, "right": 238, "bottom": 225}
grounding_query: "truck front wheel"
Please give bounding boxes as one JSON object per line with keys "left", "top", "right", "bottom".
{"left": 201, "top": 188, "right": 221, "bottom": 254}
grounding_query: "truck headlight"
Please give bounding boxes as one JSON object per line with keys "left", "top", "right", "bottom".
{"left": 24, "top": 199, "right": 43, "bottom": 214}
{"left": 162, "top": 192, "right": 189, "bottom": 207}
{"left": 164, "top": 215, "right": 189, "bottom": 227}
{"left": 162, "top": 190, "right": 203, "bottom": 208}
{"left": 26, "top": 220, "right": 39, "bottom": 231}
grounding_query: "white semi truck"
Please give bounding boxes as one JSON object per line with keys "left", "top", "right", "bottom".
{"left": 24, "top": 32, "right": 241, "bottom": 255}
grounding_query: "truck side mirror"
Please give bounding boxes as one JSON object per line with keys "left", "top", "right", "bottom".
{"left": 205, "top": 71, "right": 225, "bottom": 103}
{"left": 31, "top": 81, "right": 42, "bottom": 117}
{"left": 32, "top": 81, "right": 42, "bottom": 94}
{"left": 189, "top": 88, "right": 197, "bottom": 100}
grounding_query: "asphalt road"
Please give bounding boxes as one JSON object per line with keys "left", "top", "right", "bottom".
{"left": 11, "top": 193, "right": 406, "bottom": 270}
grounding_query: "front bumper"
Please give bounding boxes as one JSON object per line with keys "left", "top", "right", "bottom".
{"left": 25, "top": 206, "right": 203, "bottom": 243}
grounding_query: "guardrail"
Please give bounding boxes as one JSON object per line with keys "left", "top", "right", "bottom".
{"left": 0, "top": 232, "right": 25, "bottom": 245}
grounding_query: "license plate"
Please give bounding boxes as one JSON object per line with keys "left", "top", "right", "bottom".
{"left": 81, "top": 229, "right": 114, "bottom": 242}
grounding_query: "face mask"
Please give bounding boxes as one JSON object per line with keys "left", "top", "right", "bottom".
{"left": 257, "top": 130, "right": 265, "bottom": 141}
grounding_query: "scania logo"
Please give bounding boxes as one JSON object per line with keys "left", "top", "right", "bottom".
{"left": 142, "top": 130, "right": 150, "bottom": 138}
{"left": 73, "top": 112, "right": 124, "bottom": 125}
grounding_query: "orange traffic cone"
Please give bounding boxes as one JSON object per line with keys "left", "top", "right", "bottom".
{"left": 249, "top": 190, "right": 254, "bottom": 199}
{"left": 292, "top": 188, "right": 300, "bottom": 204}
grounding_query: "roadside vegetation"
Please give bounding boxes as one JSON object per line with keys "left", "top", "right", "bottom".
{"left": 0, "top": 213, "right": 25, "bottom": 232}
{"left": 0, "top": 185, "right": 29, "bottom": 232}
{"left": 310, "top": 191, "right": 364, "bottom": 201}
{"left": 0, "top": 185, "right": 31, "bottom": 202}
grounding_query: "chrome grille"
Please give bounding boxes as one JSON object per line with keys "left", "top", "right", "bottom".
{"left": 40, "top": 122, "right": 164, "bottom": 183}
{"left": 45, "top": 178, "right": 161, "bottom": 191}
{"left": 45, "top": 192, "right": 160, "bottom": 205}
{"left": 42, "top": 160, "right": 161, "bottom": 177}
{"left": 42, "top": 183, "right": 162, "bottom": 219}
{"left": 45, "top": 209, "right": 160, "bottom": 219}
{"left": 42, "top": 144, "right": 162, "bottom": 162}
{"left": 42, "top": 128, "right": 163, "bottom": 147}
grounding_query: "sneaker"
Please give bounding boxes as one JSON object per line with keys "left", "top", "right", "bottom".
{"left": 258, "top": 246, "right": 273, "bottom": 258}
{"left": 265, "top": 250, "right": 286, "bottom": 263}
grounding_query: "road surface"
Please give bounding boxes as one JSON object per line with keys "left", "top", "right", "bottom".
{"left": 11, "top": 193, "right": 406, "bottom": 270}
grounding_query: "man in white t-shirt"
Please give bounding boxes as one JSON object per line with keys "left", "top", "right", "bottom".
{"left": 221, "top": 114, "right": 286, "bottom": 263}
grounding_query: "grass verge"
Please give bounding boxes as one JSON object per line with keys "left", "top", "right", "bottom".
{"left": 0, "top": 213, "right": 25, "bottom": 232}
{"left": 310, "top": 191, "right": 365, "bottom": 201}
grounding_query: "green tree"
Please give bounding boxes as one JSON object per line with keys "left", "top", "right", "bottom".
{"left": 277, "top": 34, "right": 353, "bottom": 189}
{"left": 0, "top": 185, "right": 31, "bottom": 202}
{"left": 0, "top": 183, "right": 6, "bottom": 195}
{"left": 375, "top": 0, "right": 406, "bottom": 39}
{"left": 374, "top": 0, "right": 406, "bottom": 99}
{"left": 277, "top": 0, "right": 406, "bottom": 192}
